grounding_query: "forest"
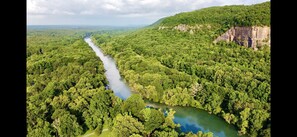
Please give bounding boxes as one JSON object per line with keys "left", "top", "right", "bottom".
{"left": 27, "top": 1, "right": 270, "bottom": 137}
{"left": 27, "top": 29, "right": 213, "bottom": 137}
{"left": 91, "top": 2, "right": 270, "bottom": 137}
{"left": 160, "top": 1, "right": 270, "bottom": 27}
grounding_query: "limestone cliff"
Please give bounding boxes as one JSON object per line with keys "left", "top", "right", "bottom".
{"left": 214, "top": 26, "right": 270, "bottom": 50}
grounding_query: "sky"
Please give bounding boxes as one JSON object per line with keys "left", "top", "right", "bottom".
{"left": 27, "top": 0, "right": 270, "bottom": 26}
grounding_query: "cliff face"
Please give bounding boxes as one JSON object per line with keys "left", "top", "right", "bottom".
{"left": 214, "top": 26, "right": 270, "bottom": 50}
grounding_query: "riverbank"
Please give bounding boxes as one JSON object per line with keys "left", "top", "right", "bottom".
{"left": 84, "top": 37, "right": 240, "bottom": 137}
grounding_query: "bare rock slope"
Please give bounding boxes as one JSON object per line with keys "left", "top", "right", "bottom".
{"left": 214, "top": 26, "right": 270, "bottom": 50}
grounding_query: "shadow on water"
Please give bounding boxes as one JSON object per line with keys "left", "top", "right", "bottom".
{"left": 180, "top": 123, "right": 202, "bottom": 133}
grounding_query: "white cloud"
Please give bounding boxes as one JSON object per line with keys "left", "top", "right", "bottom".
{"left": 102, "top": 4, "right": 121, "bottom": 11}
{"left": 80, "top": 10, "right": 94, "bottom": 15}
{"left": 27, "top": 0, "right": 270, "bottom": 25}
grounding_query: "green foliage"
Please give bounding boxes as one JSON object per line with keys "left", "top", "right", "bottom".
{"left": 122, "top": 94, "right": 146, "bottom": 118}
{"left": 129, "top": 134, "right": 143, "bottom": 137}
{"left": 184, "top": 131, "right": 213, "bottom": 137}
{"left": 27, "top": 119, "right": 53, "bottom": 137}
{"left": 94, "top": 124, "right": 104, "bottom": 135}
{"left": 197, "top": 131, "right": 214, "bottom": 137}
{"left": 27, "top": 2, "right": 271, "bottom": 136}
{"left": 140, "top": 108, "right": 165, "bottom": 135}
{"left": 238, "top": 108, "right": 251, "bottom": 135}
{"left": 92, "top": 2, "right": 270, "bottom": 137}
{"left": 83, "top": 89, "right": 113, "bottom": 129}
{"left": 260, "top": 127, "right": 271, "bottom": 137}
{"left": 51, "top": 109, "right": 83, "bottom": 137}
{"left": 27, "top": 29, "right": 117, "bottom": 136}
{"left": 112, "top": 114, "right": 145, "bottom": 137}
{"left": 160, "top": 2, "right": 270, "bottom": 27}
{"left": 27, "top": 29, "right": 213, "bottom": 137}
{"left": 162, "top": 109, "right": 178, "bottom": 129}
{"left": 152, "top": 129, "right": 179, "bottom": 137}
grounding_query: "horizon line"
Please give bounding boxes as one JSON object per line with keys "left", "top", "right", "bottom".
{"left": 27, "top": 24, "right": 149, "bottom": 27}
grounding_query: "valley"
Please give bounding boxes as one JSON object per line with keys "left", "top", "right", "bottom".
{"left": 27, "top": 1, "right": 270, "bottom": 137}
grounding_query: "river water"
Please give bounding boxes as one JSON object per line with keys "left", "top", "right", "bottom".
{"left": 84, "top": 37, "right": 240, "bottom": 137}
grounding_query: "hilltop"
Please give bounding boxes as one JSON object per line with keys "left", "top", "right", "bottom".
{"left": 158, "top": 1, "right": 270, "bottom": 27}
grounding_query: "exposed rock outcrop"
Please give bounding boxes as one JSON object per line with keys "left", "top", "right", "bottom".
{"left": 214, "top": 26, "right": 270, "bottom": 50}
{"left": 173, "top": 24, "right": 206, "bottom": 32}
{"left": 174, "top": 24, "right": 189, "bottom": 32}
{"left": 159, "top": 24, "right": 211, "bottom": 34}
{"left": 158, "top": 26, "right": 169, "bottom": 30}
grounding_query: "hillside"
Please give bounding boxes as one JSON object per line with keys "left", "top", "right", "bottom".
{"left": 160, "top": 1, "right": 270, "bottom": 27}
{"left": 92, "top": 2, "right": 271, "bottom": 137}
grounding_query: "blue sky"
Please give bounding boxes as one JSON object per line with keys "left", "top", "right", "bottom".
{"left": 27, "top": 0, "right": 270, "bottom": 26}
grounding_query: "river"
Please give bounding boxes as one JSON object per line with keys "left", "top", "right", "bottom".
{"left": 84, "top": 37, "right": 240, "bottom": 137}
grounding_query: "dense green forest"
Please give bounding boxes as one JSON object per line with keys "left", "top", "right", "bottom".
{"left": 92, "top": 2, "right": 270, "bottom": 137}
{"left": 160, "top": 1, "right": 270, "bottom": 27}
{"left": 27, "top": 29, "right": 213, "bottom": 137}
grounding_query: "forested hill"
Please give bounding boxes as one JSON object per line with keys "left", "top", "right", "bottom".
{"left": 92, "top": 1, "right": 271, "bottom": 137}
{"left": 158, "top": 1, "right": 270, "bottom": 27}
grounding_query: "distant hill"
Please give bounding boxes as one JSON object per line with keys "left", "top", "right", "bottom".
{"left": 155, "top": 1, "right": 270, "bottom": 27}
{"left": 148, "top": 17, "right": 166, "bottom": 27}
{"left": 153, "top": 1, "right": 270, "bottom": 50}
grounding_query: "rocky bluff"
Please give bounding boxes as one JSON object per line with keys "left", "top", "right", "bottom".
{"left": 214, "top": 26, "right": 270, "bottom": 50}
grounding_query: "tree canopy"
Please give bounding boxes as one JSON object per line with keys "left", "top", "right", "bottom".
{"left": 92, "top": 2, "right": 270, "bottom": 136}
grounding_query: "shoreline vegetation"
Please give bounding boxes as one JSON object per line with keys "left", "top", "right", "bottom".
{"left": 27, "top": 1, "right": 270, "bottom": 137}
{"left": 27, "top": 30, "right": 214, "bottom": 137}
{"left": 92, "top": 2, "right": 270, "bottom": 137}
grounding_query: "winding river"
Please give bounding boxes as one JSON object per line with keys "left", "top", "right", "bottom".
{"left": 84, "top": 37, "right": 240, "bottom": 137}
